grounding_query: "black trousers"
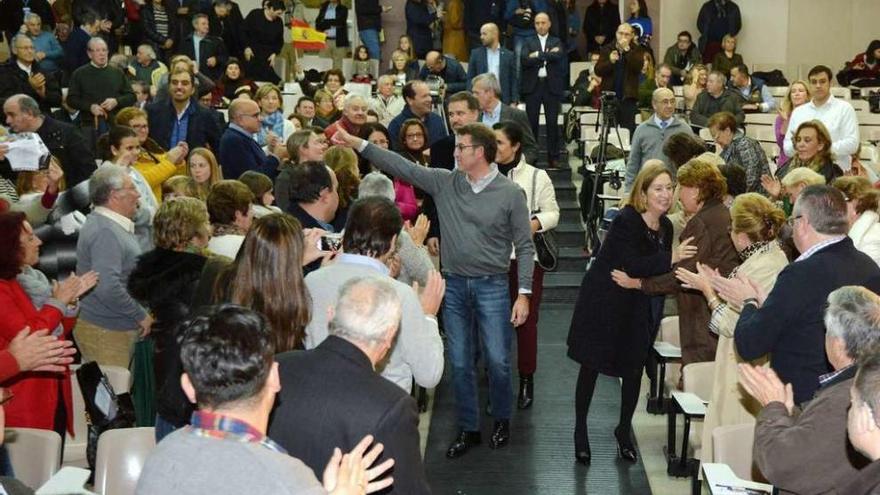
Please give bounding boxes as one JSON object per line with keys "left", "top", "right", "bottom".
{"left": 525, "top": 79, "right": 562, "bottom": 161}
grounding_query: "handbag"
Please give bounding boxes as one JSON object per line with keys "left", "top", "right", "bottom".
{"left": 76, "top": 362, "right": 136, "bottom": 473}
{"left": 530, "top": 169, "right": 559, "bottom": 271}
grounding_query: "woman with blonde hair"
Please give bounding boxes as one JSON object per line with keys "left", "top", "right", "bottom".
{"left": 675, "top": 193, "right": 788, "bottom": 463}
{"left": 711, "top": 34, "right": 743, "bottom": 78}
{"left": 187, "top": 148, "right": 223, "bottom": 200}
{"left": 832, "top": 176, "right": 880, "bottom": 265}
{"left": 115, "top": 107, "right": 187, "bottom": 201}
{"left": 683, "top": 63, "right": 708, "bottom": 111}
{"left": 324, "top": 145, "right": 360, "bottom": 229}
{"left": 775, "top": 80, "right": 811, "bottom": 167}
{"left": 313, "top": 89, "right": 341, "bottom": 126}
{"left": 254, "top": 84, "right": 295, "bottom": 148}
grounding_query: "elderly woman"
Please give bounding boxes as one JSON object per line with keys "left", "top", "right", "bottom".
{"left": 708, "top": 111, "right": 771, "bottom": 195}
{"left": 568, "top": 162, "right": 696, "bottom": 464}
{"left": 115, "top": 107, "right": 187, "bottom": 201}
{"left": 832, "top": 176, "right": 880, "bottom": 266}
{"left": 494, "top": 121, "right": 559, "bottom": 410}
{"left": 614, "top": 159, "right": 740, "bottom": 367}
{"left": 370, "top": 76, "right": 406, "bottom": 127}
{"left": 254, "top": 84, "right": 295, "bottom": 149}
{"left": 323, "top": 93, "right": 368, "bottom": 140}
{"left": 0, "top": 212, "right": 96, "bottom": 440}
{"left": 711, "top": 34, "right": 743, "bottom": 78}
{"left": 127, "top": 197, "right": 213, "bottom": 440}
{"left": 75, "top": 165, "right": 152, "bottom": 369}
{"left": 242, "top": 0, "right": 285, "bottom": 84}
{"left": 775, "top": 80, "right": 811, "bottom": 167}
{"left": 675, "top": 193, "right": 789, "bottom": 463}
{"left": 206, "top": 180, "right": 255, "bottom": 259}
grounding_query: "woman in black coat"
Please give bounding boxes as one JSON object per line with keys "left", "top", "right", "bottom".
{"left": 242, "top": 0, "right": 285, "bottom": 84}
{"left": 567, "top": 162, "right": 693, "bottom": 465}
{"left": 405, "top": 0, "right": 437, "bottom": 59}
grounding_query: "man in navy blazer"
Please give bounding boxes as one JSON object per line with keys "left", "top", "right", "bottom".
{"left": 726, "top": 186, "right": 880, "bottom": 405}
{"left": 467, "top": 23, "right": 518, "bottom": 104}
{"left": 146, "top": 70, "right": 221, "bottom": 151}
{"left": 217, "top": 99, "right": 282, "bottom": 180}
{"left": 520, "top": 13, "right": 566, "bottom": 168}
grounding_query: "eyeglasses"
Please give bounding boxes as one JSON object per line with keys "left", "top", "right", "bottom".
{"left": 786, "top": 214, "right": 803, "bottom": 227}
{"left": 243, "top": 112, "right": 260, "bottom": 119}
{"left": 455, "top": 144, "right": 479, "bottom": 151}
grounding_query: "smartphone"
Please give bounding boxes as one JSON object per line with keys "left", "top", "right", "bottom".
{"left": 319, "top": 233, "right": 343, "bottom": 252}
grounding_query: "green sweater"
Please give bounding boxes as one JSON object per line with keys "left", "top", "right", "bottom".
{"left": 67, "top": 64, "right": 135, "bottom": 124}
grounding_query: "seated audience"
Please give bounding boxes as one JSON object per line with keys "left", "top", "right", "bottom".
{"left": 269, "top": 276, "right": 431, "bottom": 494}
{"left": 294, "top": 96, "right": 327, "bottom": 129}
{"left": 314, "top": 89, "right": 341, "bottom": 126}
{"left": 238, "top": 171, "right": 281, "bottom": 218}
{"left": 211, "top": 58, "right": 257, "bottom": 108}
{"left": 322, "top": 69, "right": 348, "bottom": 111}
{"left": 75, "top": 165, "right": 152, "bottom": 368}
{"left": 782, "top": 120, "right": 843, "bottom": 184}
{"left": 831, "top": 176, "right": 880, "bottom": 267}
{"left": 0, "top": 212, "right": 95, "bottom": 439}
{"left": 386, "top": 49, "right": 420, "bottom": 84}
{"left": 710, "top": 34, "right": 743, "bottom": 78}
{"left": 722, "top": 185, "right": 880, "bottom": 404}
{"left": 839, "top": 39, "right": 880, "bottom": 87}
{"left": 130, "top": 44, "right": 167, "bottom": 88}
{"left": 136, "top": 304, "right": 393, "bottom": 495}
{"left": 683, "top": 63, "right": 707, "bottom": 111}
{"left": 739, "top": 286, "right": 880, "bottom": 494}
{"left": 0, "top": 34, "right": 62, "bottom": 113}
{"left": 187, "top": 147, "right": 223, "bottom": 200}
{"left": 728, "top": 64, "right": 776, "bottom": 113}
{"left": 675, "top": 193, "right": 788, "bottom": 462}
{"left": 708, "top": 111, "right": 770, "bottom": 194}
{"left": 127, "top": 197, "right": 212, "bottom": 441}
{"left": 689, "top": 70, "right": 744, "bottom": 128}
{"left": 783, "top": 65, "right": 859, "bottom": 173}
{"left": 626, "top": 87, "right": 694, "bottom": 191}
{"left": 663, "top": 31, "right": 701, "bottom": 86}
{"left": 774, "top": 80, "right": 811, "bottom": 167}
{"left": 115, "top": 107, "right": 187, "bottom": 201}
{"left": 161, "top": 175, "right": 197, "bottom": 199}
{"left": 637, "top": 63, "right": 672, "bottom": 109}
{"left": 206, "top": 180, "right": 254, "bottom": 259}
{"left": 217, "top": 99, "right": 283, "bottom": 180}
{"left": 23, "top": 13, "right": 64, "bottom": 74}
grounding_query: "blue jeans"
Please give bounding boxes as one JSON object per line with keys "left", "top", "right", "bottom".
{"left": 442, "top": 273, "right": 514, "bottom": 431}
{"left": 155, "top": 414, "right": 181, "bottom": 442}
{"left": 358, "top": 29, "right": 381, "bottom": 61}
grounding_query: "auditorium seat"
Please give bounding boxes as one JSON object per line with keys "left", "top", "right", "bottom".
{"left": 712, "top": 423, "right": 764, "bottom": 482}
{"left": 64, "top": 365, "right": 132, "bottom": 468}
{"left": 6, "top": 427, "right": 62, "bottom": 489}
{"left": 93, "top": 427, "right": 156, "bottom": 495}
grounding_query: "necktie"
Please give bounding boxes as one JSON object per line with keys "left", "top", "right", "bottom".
{"left": 660, "top": 121, "right": 668, "bottom": 130}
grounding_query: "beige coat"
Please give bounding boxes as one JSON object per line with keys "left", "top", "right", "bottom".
{"left": 700, "top": 242, "right": 789, "bottom": 462}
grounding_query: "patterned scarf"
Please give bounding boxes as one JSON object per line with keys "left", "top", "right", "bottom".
{"left": 255, "top": 110, "right": 285, "bottom": 147}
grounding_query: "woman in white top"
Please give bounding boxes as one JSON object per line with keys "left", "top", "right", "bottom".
{"left": 832, "top": 176, "right": 880, "bottom": 266}
{"left": 493, "top": 121, "right": 560, "bottom": 409}
{"left": 101, "top": 126, "right": 159, "bottom": 251}
{"left": 206, "top": 180, "right": 255, "bottom": 259}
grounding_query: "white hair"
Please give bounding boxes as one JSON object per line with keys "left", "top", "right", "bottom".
{"left": 824, "top": 286, "right": 880, "bottom": 361}
{"left": 89, "top": 164, "right": 128, "bottom": 206}
{"left": 328, "top": 276, "right": 402, "bottom": 345}
{"left": 343, "top": 93, "right": 366, "bottom": 110}
{"left": 358, "top": 172, "right": 395, "bottom": 201}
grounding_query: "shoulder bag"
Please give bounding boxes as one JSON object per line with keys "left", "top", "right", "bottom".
{"left": 530, "top": 169, "right": 558, "bottom": 271}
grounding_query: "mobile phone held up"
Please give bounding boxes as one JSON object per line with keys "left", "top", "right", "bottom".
{"left": 319, "top": 233, "right": 343, "bottom": 252}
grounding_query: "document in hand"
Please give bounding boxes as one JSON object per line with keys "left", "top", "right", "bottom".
{"left": 2, "top": 132, "right": 50, "bottom": 172}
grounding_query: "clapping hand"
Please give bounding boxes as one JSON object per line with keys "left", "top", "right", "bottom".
{"left": 738, "top": 364, "right": 794, "bottom": 414}
{"left": 52, "top": 271, "right": 98, "bottom": 306}
{"left": 675, "top": 262, "right": 716, "bottom": 296}
{"left": 711, "top": 272, "right": 765, "bottom": 308}
{"left": 672, "top": 236, "right": 698, "bottom": 264}
{"left": 8, "top": 326, "right": 76, "bottom": 373}
{"left": 761, "top": 174, "right": 782, "bottom": 199}
{"left": 414, "top": 270, "right": 445, "bottom": 317}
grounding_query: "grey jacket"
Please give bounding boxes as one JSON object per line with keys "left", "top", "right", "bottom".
{"left": 625, "top": 115, "right": 694, "bottom": 191}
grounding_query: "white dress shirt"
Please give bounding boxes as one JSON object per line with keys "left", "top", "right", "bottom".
{"left": 783, "top": 95, "right": 859, "bottom": 171}
{"left": 537, "top": 34, "right": 548, "bottom": 78}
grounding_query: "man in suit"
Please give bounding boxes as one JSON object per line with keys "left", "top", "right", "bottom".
{"left": 178, "top": 14, "right": 228, "bottom": 81}
{"left": 721, "top": 185, "right": 880, "bottom": 404}
{"left": 594, "top": 22, "right": 643, "bottom": 136}
{"left": 0, "top": 35, "right": 62, "bottom": 114}
{"left": 63, "top": 10, "right": 102, "bottom": 76}
{"left": 146, "top": 70, "right": 221, "bottom": 152}
{"left": 418, "top": 50, "right": 468, "bottom": 95}
{"left": 268, "top": 276, "right": 431, "bottom": 494}
{"left": 217, "top": 99, "right": 284, "bottom": 180}
{"left": 472, "top": 72, "right": 538, "bottom": 165}
{"left": 2, "top": 94, "right": 95, "bottom": 186}
{"left": 467, "top": 23, "right": 518, "bottom": 104}
{"left": 520, "top": 12, "right": 566, "bottom": 168}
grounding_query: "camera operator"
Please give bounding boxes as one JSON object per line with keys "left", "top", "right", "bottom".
{"left": 419, "top": 50, "right": 468, "bottom": 95}
{"left": 595, "top": 23, "right": 644, "bottom": 136}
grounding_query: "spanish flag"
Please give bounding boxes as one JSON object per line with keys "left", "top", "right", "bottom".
{"left": 291, "top": 19, "right": 326, "bottom": 51}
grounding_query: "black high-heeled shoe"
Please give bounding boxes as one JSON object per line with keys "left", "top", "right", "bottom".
{"left": 574, "top": 429, "right": 591, "bottom": 465}
{"left": 614, "top": 426, "right": 637, "bottom": 462}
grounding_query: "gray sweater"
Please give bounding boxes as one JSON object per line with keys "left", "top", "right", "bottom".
{"left": 361, "top": 143, "right": 535, "bottom": 290}
{"left": 625, "top": 115, "right": 695, "bottom": 191}
{"left": 76, "top": 212, "right": 147, "bottom": 330}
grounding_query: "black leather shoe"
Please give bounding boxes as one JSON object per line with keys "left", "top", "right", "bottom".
{"left": 574, "top": 428, "right": 591, "bottom": 465}
{"left": 446, "top": 431, "right": 481, "bottom": 459}
{"left": 614, "top": 426, "right": 637, "bottom": 462}
{"left": 575, "top": 448, "right": 592, "bottom": 465}
{"left": 517, "top": 374, "right": 534, "bottom": 409}
{"left": 489, "top": 420, "right": 510, "bottom": 449}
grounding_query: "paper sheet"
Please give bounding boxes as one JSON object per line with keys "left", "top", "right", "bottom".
{"left": 2, "top": 132, "right": 50, "bottom": 172}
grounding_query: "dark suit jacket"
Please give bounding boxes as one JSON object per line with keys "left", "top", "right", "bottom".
{"left": 595, "top": 43, "right": 644, "bottom": 101}
{"left": 36, "top": 116, "right": 96, "bottom": 187}
{"left": 735, "top": 238, "right": 880, "bottom": 404}
{"left": 0, "top": 59, "right": 62, "bottom": 113}
{"left": 286, "top": 202, "right": 329, "bottom": 275}
{"left": 145, "top": 98, "right": 221, "bottom": 151}
{"left": 217, "top": 125, "right": 279, "bottom": 180}
{"left": 315, "top": 2, "right": 349, "bottom": 48}
{"left": 177, "top": 34, "right": 227, "bottom": 81}
{"left": 63, "top": 26, "right": 91, "bottom": 74}
{"left": 479, "top": 104, "right": 539, "bottom": 165}
{"left": 467, "top": 46, "right": 518, "bottom": 103}
{"left": 520, "top": 34, "right": 565, "bottom": 96}
{"left": 418, "top": 56, "right": 468, "bottom": 94}
{"left": 268, "top": 336, "right": 429, "bottom": 495}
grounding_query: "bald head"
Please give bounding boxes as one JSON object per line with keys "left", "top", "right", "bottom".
{"left": 534, "top": 13, "right": 551, "bottom": 35}
{"left": 480, "top": 23, "right": 500, "bottom": 48}
{"left": 652, "top": 88, "right": 676, "bottom": 120}
{"left": 425, "top": 50, "right": 446, "bottom": 74}
{"left": 230, "top": 99, "right": 261, "bottom": 133}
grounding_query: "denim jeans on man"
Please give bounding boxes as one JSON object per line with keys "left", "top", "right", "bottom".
{"left": 442, "top": 273, "right": 514, "bottom": 431}
{"left": 359, "top": 29, "right": 382, "bottom": 60}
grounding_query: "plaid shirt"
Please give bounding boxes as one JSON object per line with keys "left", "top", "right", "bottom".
{"left": 187, "top": 411, "right": 287, "bottom": 454}
{"left": 719, "top": 134, "right": 771, "bottom": 195}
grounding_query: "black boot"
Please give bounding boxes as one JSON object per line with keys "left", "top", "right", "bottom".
{"left": 614, "top": 425, "right": 637, "bottom": 462}
{"left": 446, "top": 430, "right": 481, "bottom": 459}
{"left": 517, "top": 374, "right": 534, "bottom": 409}
{"left": 489, "top": 420, "right": 510, "bottom": 449}
{"left": 574, "top": 422, "right": 590, "bottom": 465}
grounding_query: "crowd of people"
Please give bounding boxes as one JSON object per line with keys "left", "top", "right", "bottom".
{"left": 0, "top": 0, "right": 879, "bottom": 493}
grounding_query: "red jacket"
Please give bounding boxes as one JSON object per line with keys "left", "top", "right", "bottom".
{"left": 323, "top": 116, "right": 361, "bottom": 140}
{"left": 0, "top": 279, "right": 74, "bottom": 435}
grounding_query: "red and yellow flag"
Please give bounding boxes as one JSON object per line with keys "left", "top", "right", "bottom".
{"left": 291, "top": 19, "right": 326, "bottom": 51}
